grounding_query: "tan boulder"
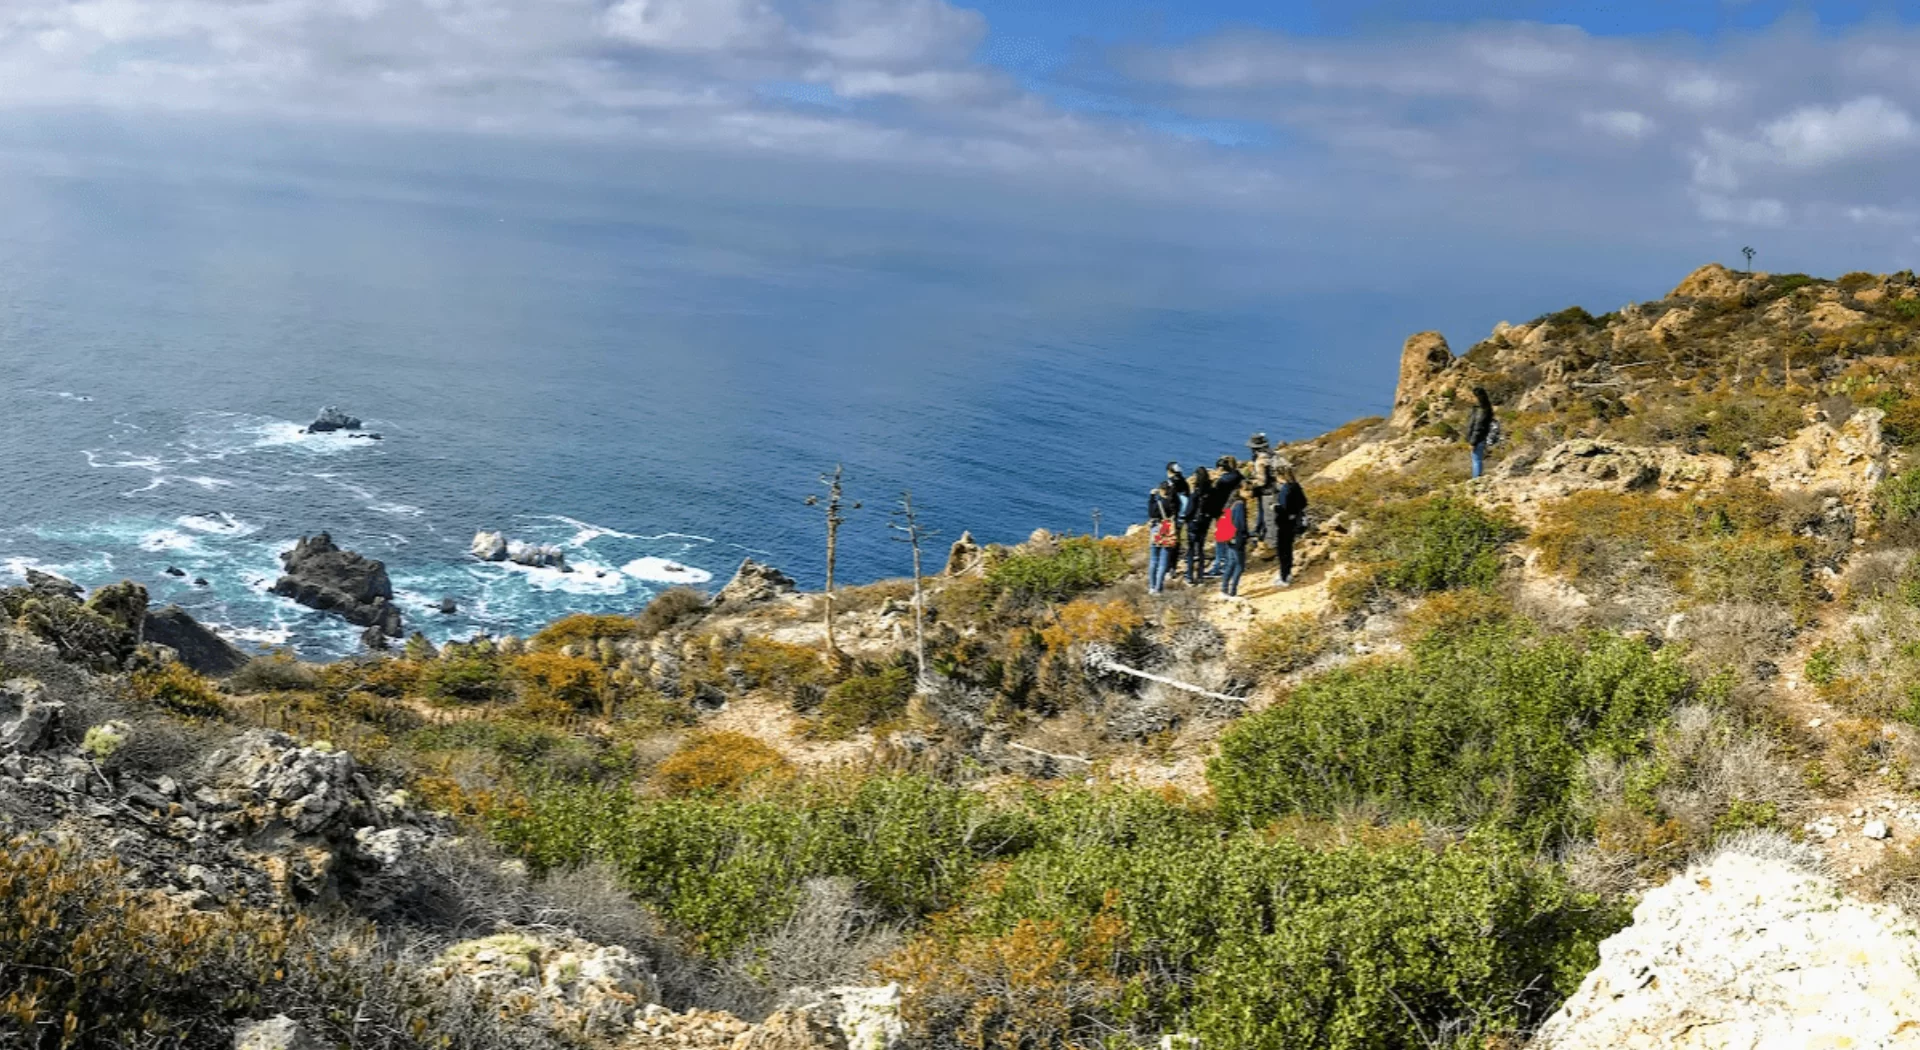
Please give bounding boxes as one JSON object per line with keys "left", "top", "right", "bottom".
{"left": 1389, "top": 331, "right": 1454, "bottom": 428}
{"left": 1648, "top": 305, "right": 1695, "bottom": 345}
{"left": 1669, "top": 262, "right": 1760, "bottom": 300}
{"left": 1312, "top": 436, "right": 1454, "bottom": 484}
{"left": 1749, "top": 408, "right": 1890, "bottom": 513}
{"left": 1807, "top": 300, "right": 1868, "bottom": 333}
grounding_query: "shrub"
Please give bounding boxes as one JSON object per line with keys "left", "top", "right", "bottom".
{"left": 532, "top": 613, "right": 640, "bottom": 651}
{"left": 636, "top": 587, "right": 710, "bottom": 638}
{"left": 654, "top": 731, "right": 791, "bottom": 796}
{"left": 986, "top": 537, "right": 1129, "bottom": 606}
{"left": 0, "top": 838, "right": 571, "bottom": 1049}
{"left": 230, "top": 650, "right": 319, "bottom": 693}
{"left": 1231, "top": 614, "right": 1329, "bottom": 681}
{"left": 889, "top": 789, "right": 1614, "bottom": 1050}
{"left": 419, "top": 653, "right": 507, "bottom": 705}
{"left": 129, "top": 662, "right": 224, "bottom": 717}
{"left": 1839, "top": 271, "right": 1879, "bottom": 291}
{"left": 733, "top": 637, "right": 832, "bottom": 709}
{"left": 1209, "top": 623, "right": 1691, "bottom": 841}
{"left": 496, "top": 774, "right": 1001, "bottom": 957}
{"left": 511, "top": 652, "right": 608, "bottom": 713}
{"left": 1336, "top": 496, "right": 1520, "bottom": 609}
{"left": 1878, "top": 468, "right": 1920, "bottom": 529}
{"left": 1037, "top": 598, "right": 1144, "bottom": 655}
{"left": 814, "top": 666, "right": 914, "bottom": 739}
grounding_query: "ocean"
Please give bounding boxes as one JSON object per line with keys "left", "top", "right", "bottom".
{"left": 0, "top": 139, "right": 1401, "bottom": 658}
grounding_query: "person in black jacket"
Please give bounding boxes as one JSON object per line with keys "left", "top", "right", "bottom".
{"left": 1202, "top": 457, "right": 1244, "bottom": 578}
{"left": 1273, "top": 463, "right": 1309, "bottom": 586}
{"left": 1147, "top": 482, "right": 1180, "bottom": 594}
{"left": 1164, "top": 462, "right": 1189, "bottom": 577}
{"left": 1466, "top": 386, "right": 1495, "bottom": 479}
{"left": 1183, "top": 466, "right": 1212, "bottom": 584}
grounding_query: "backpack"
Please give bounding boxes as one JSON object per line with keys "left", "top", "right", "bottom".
{"left": 1214, "top": 512, "right": 1238, "bottom": 543}
{"left": 1152, "top": 520, "right": 1178, "bottom": 548}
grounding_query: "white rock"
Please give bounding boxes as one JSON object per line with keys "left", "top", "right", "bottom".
{"left": 233, "top": 1016, "right": 324, "bottom": 1050}
{"left": 1866, "top": 820, "right": 1892, "bottom": 840}
{"left": 469, "top": 531, "right": 509, "bottom": 562}
{"left": 1535, "top": 837, "right": 1920, "bottom": 1048}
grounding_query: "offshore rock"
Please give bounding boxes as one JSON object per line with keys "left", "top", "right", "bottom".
{"left": 143, "top": 605, "right": 250, "bottom": 676}
{"left": 717, "top": 558, "right": 797, "bottom": 607}
{"left": 305, "top": 406, "right": 362, "bottom": 433}
{"left": 271, "top": 533, "right": 403, "bottom": 637}
{"left": 469, "top": 531, "right": 509, "bottom": 562}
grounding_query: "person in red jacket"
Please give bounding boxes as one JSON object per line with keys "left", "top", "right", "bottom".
{"left": 1215, "top": 485, "right": 1249, "bottom": 597}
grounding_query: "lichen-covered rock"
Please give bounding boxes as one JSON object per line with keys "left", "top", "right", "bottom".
{"left": 0, "top": 679, "right": 61, "bottom": 753}
{"left": 1534, "top": 838, "right": 1920, "bottom": 1049}
{"left": 200, "top": 730, "right": 378, "bottom": 835}
{"left": 233, "top": 1015, "right": 325, "bottom": 1050}
{"left": 785, "top": 985, "right": 905, "bottom": 1050}
{"left": 1750, "top": 408, "right": 1890, "bottom": 515}
{"left": 429, "top": 931, "right": 657, "bottom": 1035}
{"left": 717, "top": 559, "right": 797, "bottom": 607}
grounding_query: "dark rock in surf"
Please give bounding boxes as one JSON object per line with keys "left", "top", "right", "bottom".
{"left": 270, "top": 533, "right": 403, "bottom": 638}
{"left": 193, "top": 578, "right": 209, "bottom": 587}
{"left": 24, "top": 570, "right": 81, "bottom": 602}
{"left": 438, "top": 598, "right": 458, "bottom": 615}
{"left": 143, "top": 605, "right": 249, "bottom": 677}
{"left": 165, "top": 567, "right": 186, "bottom": 578}
{"left": 361, "top": 624, "right": 391, "bottom": 652}
{"left": 306, "top": 406, "right": 363, "bottom": 434}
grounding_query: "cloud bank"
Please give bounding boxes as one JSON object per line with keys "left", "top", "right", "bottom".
{"left": 8, "top": 3, "right": 1920, "bottom": 256}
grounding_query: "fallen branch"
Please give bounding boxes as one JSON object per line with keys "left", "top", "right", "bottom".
{"left": 1090, "top": 656, "right": 1247, "bottom": 706}
{"left": 1007, "top": 742, "right": 1090, "bottom": 768}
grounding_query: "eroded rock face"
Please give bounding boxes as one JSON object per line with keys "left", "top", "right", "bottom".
{"left": 143, "top": 605, "right": 250, "bottom": 676}
{"left": 428, "top": 932, "right": 657, "bottom": 1036}
{"left": 200, "top": 730, "right": 382, "bottom": 837}
{"left": 0, "top": 679, "right": 62, "bottom": 753}
{"left": 270, "top": 533, "right": 403, "bottom": 637}
{"left": 1668, "top": 262, "right": 1763, "bottom": 301}
{"left": 943, "top": 532, "right": 982, "bottom": 576}
{"left": 1750, "top": 407, "right": 1890, "bottom": 514}
{"left": 1389, "top": 331, "right": 1455, "bottom": 428}
{"left": 1535, "top": 840, "right": 1920, "bottom": 1049}
{"left": 717, "top": 559, "right": 798, "bottom": 607}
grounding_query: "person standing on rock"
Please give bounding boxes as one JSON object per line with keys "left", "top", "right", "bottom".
{"left": 1247, "top": 433, "right": 1278, "bottom": 548}
{"left": 1204, "top": 456, "right": 1245, "bottom": 579}
{"left": 1165, "top": 462, "right": 1190, "bottom": 577}
{"left": 1214, "top": 485, "right": 1249, "bottom": 597}
{"left": 1467, "top": 386, "right": 1496, "bottom": 479}
{"left": 1184, "top": 466, "right": 1213, "bottom": 584}
{"left": 1147, "top": 482, "right": 1180, "bottom": 594}
{"left": 1273, "top": 463, "right": 1308, "bottom": 587}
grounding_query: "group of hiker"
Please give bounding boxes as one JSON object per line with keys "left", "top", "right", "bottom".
{"left": 1146, "top": 432, "right": 1308, "bottom": 598}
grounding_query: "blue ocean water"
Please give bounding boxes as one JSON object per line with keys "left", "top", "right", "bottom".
{"left": 0, "top": 144, "right": 1400, "bottom": 657}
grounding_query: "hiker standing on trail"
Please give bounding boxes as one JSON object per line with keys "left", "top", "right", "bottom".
{"left": 1273, "top": 463, "right": 1308, "bottom": 587}
{"left": 1184, "top": 466, "right": 1213, "bottom": 584}
{"left": 1466, "top": 386, "right": 1495, "bottom": 479}
{"left": 1165, "top": 462, "right": 1189, "bottom": 576}
{"left": 1215, "top": 485, "right": 1249, "bottom": 597}
{"left": 1148, "top": 482, "right": 1180, "bottom": 595}
{"left": 1247, "top": 434, "right": 1278, "bottom": 548}
{"left": 1204, "top": 456, "right": 1245, "bottom": 580}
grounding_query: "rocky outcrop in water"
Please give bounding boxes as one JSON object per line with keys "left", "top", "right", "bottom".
{"left": 305, "top": 406, "right": 363, "bottom": 433}
{"left": 270, "top": 533, "right": 403, "bottom": 638}
{"left": 142, "top": 605, "right": 251, "bottom": 676}
{"left": 469, "top": 531, "right": 569, "bottom": 571}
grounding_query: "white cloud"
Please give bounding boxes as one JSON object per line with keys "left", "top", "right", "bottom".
{"left": 603, "top": 0, "right": 782, "bottom": 53}
{"left": 1695, "top": 192, "right": 1789, "bottom": 226}
{"left": 1759, "top": 95, "right": 1915, "bottom": 167}
{"left": 1582, "top": 109, "right": 1654, "bottom": 140}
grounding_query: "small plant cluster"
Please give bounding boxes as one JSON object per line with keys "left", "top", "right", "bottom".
{"left": 1333, "top": 496, "right": 1521, "bottom": 611}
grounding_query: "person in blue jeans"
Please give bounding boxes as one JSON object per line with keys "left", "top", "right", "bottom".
{"left": 1466, "top": 386, "right": 1494, "bottom": 479}
{"left": 1147, "top": 482, "right": 1180, "bottom": 594}
{"left": 1215, "top": 487, "right": 1249, "bottom": 597}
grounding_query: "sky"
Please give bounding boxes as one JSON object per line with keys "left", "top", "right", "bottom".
{"left": 9, "top": 1, "right": 1920, "bottom": 351}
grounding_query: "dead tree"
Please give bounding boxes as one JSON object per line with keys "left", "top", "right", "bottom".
{"left": 890, "top": 491, "right": 938, "bottom": 687}
{"left": 805, "top": 465, "right": 859, "bottom": 666}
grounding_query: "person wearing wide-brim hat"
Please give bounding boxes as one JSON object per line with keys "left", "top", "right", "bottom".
{"left": 1246, "top": 432, "right": 1278, "bottom": 551}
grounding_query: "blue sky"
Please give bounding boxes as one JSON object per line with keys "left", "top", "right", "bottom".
{"left": 8, "top": 0, "right": 1920, "bottom": 350}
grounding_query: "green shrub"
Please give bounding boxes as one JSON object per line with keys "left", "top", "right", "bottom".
{"left": 1232, "top": 615, "right": 1329, "bottom": 681}
{"left": 654, "top": 731, "right": 790, "bottom": 796}
{"left": 129, "top": 662, "right": 224, "bottom": 717}
{"left": 495, "top": 774, "right": 1006, "bottom": 957}
{"left": 636, "top": 587, "right": 709, "bottom": 638}
{"left": 814, "top": 666, "right": 914, "bottom": 739}
{"left": 986, "top": 537, "right": 1129, "bottom": 606}
{"left": 1878, "top": 468, "right": 1920, "bottom": 528}
{"left": 1209, "top": 623, "right": 1691, "bottom": 841}
{"left": 531, "top": 613, "right": 641, "bottom": 650}
{"left": 419, "top": 653, "right": 506, "bottom": 704}
{"left": 1337, "top": 496, "right": 1520, "bottom": 609}
{"left": 891, "top": 789, "right": 1614, "bottom": 1050}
